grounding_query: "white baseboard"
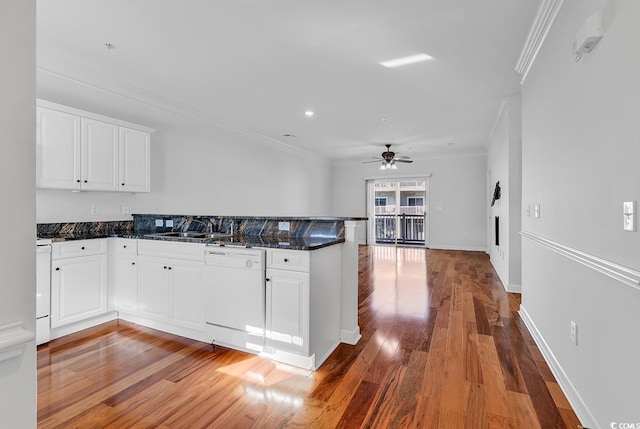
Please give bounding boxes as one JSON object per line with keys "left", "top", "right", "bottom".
{"left": 518, "top": 306, "right": 599, "bottom": 429}
{"left": 506, "top": 283, "right": 521, "bottom": 293}
{"left": 428, "top": 244, "right": 487, "bottom": 252}
{"left": 50, "top": 312, "right": 117, "bottom": 341}
{"left": 340, "top": 326, "right": 361, "bottom": 345}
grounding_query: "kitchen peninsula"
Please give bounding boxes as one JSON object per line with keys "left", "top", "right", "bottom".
{"left": 37, "top": 214, "right": 366, "bottom": 370}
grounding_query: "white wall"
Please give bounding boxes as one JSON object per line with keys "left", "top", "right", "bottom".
{"left": 520, "top": 0, "right": 640, "bottom": 426}
{"left": 332, "top": 153, "right": 487, "bottom": 251}
{"left": 36, "top": 72, "right": 334, "bottom": 223}
{"left": 486, "top": 96, "right": 522, "bottom": 292}
{"left": 0, "top": 0, "right": 37, "bottom": 426}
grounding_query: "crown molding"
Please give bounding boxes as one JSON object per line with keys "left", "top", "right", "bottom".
{"left": 515, "top": 0, "right": 565, "bottom": 84}
{"left": 37, "top": 63, "right": 328, "bottom": 163}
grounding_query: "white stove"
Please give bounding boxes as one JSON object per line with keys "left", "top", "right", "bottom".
{"left": 36, "top": 237, "right": 52, "bottom": 345}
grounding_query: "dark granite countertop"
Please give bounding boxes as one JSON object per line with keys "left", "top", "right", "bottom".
{"left": 41, "top": 233, "right": 344, "bottom": 251}
{"left": 134, "top": 213, "right": 367, "bottom": 221}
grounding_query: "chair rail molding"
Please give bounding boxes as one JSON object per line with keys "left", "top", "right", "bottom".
{"left": 515, "top": 0, "right": 565, "bottom": 84}
{"left": 520, "top": 230, "right": 640, "bottom": 291}
{"left": 0, "top": 321, "right": 34, "bottom": 363}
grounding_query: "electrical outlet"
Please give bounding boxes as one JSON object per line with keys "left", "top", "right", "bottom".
{"left": 570, "top": 321, "right": 578, "bottom": 345}
{"left": 155, "top": 219, "right": 163, "bottom": 227}
{"left": 278, "top": 221, "right": 290, "bottom": 231}
{"left": 90, "top": 204, "right": 99, "bottom": 216}
{"left": 121, "top": 204, "right": 130, "bottom": 215}
{"left": 165, "top": 219, "right": 174, "bottom": 228}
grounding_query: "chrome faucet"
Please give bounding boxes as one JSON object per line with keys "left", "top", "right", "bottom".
{"left": 229, "top": 219, "right": 235, "bottom": 235}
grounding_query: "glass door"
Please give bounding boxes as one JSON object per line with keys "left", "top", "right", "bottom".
{"left": 367, "top": 178, "right": 428, "bottom": 246}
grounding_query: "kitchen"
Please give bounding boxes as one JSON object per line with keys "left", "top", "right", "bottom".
{"left": 7, "top": 0, "right": 637, "bottom": 427}
{"left": 4, "top": 0, "right": 530, "bottom": 427}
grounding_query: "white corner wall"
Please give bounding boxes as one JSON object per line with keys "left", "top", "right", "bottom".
{"left": 0, "top": 0, "right": 37, "bottom": 426}
{"left": 332, "top": 153, "right": 487, "bottom": 251}
{"left": 35, "top": 72, "right": 334, "bottom": 223}
{"left": 486, "top": 96, "right": 522, "bottom": 292}
{"left": 520, "top": 0, "right": 640, "bottom": 426}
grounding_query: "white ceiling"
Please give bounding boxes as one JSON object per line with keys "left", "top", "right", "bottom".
{"left": 37, "top": 0, "right": 538, "bottom": 162}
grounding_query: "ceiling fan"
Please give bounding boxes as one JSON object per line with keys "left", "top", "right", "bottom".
{"left": 362, "top": 144, "right": 413, "bottom": 170}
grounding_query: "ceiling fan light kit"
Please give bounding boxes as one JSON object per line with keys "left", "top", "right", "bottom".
{"left": 364, "top": 144, "right": 413, "bottom": 169}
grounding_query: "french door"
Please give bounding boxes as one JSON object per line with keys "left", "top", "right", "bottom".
{"left": 366, "top": 178, "right": 428, "bottom": 246}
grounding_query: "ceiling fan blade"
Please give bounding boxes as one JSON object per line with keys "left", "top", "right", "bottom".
{"left": 395, "top": 155, "right": 411, "bottom": 160}
{"left": 362, "top": 160, "right": 384, "bottom": 164}
{"left": 394, "top": 159, "right": 413, "bottom": 163}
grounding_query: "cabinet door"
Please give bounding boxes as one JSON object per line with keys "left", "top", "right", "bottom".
{"left": 137, "top": 256, "right": 169, "bottom": 321}
{"left": 51, "top": 254, "right": 108, "bottom": 328}
{"left": 115, "top": 254, "right": 138, "bottom": 315}
{"left": 81, "top": 118, "right": 119, "bottom": 191}
{"left": 169, "top": 260, "right": 203, "bottom": 331}
{"left": 265, "top": 269, "right": 309, "bottom": 355}
{"left": 36, "top": 107, "right": 81, "bottom": 190}
{"left": 119, "top": 127, "right": 150, "bottom": 193}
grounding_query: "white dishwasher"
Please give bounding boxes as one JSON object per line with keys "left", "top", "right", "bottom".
{"left": 203, "top": 246, "right": 266, "bottom": 353}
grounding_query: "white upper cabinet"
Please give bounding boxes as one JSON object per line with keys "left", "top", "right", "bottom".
{"left": 81, "top": 118, "right": 119, "bottom": 191}
{"left": 36, "top": 107, "right": 81, "bottom": 190}
{"left": 119, "top": 127, "right": 150, "bottom": 193}
{"left": 36, "top": 100, "right": 154, "bottom": 193}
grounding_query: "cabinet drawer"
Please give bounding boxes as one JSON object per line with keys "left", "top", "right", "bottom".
{"left": 267, "top": 249, "right": 310, "bottom": 272}
{"left": 138, "top": 239, "right": 205, "bottom": 261}
{"left": 52, "top": 238, "right": 107, "bottom": 259}
{"left": 114, "top": 238, "right": 137, "bottom": 255}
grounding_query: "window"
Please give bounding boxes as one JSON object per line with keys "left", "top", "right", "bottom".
{"left": 375, "top": 197, "right": 387, "bottom": 206}
{"left": 407, "top": 197, "right": 424, "bottom": 207}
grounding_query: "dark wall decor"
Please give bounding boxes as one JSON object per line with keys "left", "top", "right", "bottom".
{"left": 491, "top": 181, "right": 501, "bottom": 207}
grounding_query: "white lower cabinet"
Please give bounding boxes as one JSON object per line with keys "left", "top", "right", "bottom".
{"left": 114, "top": 254, "right": 138, "bottom": 315}
{"left": 169, "top": 260, "right": 203, "bottom": 330}
{"left": 265, "top": 268, "right": 309, "bottom": 356}
{"left": 136, "top": 240, "right": 204, "bottom": 333}
{"left": 137, "top": 256, "right": 171, "bottom": 322}
{"left": 263, "top": 246, "right": 342, "bottom": 370}
{"left": 51, "top": 241, "right": 108, "bottom": 329}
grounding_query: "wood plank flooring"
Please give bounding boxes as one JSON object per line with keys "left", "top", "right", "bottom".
{"left": 37, "top": 246, "right": 582, "bottom": 428}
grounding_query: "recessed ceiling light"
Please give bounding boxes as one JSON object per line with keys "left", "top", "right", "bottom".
{"left": 380, "top": 53, "right": 432, "bottom": 68}
{"left": 304, "top": 111, "right": 314, "bottom": 117}
{"left": 105, "top": 43, "right": 116, "bottom": 50}
{"left": 283, "top": 134, "right": 296, "bottom": 138}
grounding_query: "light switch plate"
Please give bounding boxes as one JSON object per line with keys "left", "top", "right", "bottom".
{"left": 623, "top": 201, "right": 636, "bottom": 231}
{"left": 90, "top": 204, "right": 99, "bottom": 216}
{"left": 278, "top": 221, "right": 290, "bottom": 231}
{"left": 534, "top": 204, "right": 541, "bottom": 219}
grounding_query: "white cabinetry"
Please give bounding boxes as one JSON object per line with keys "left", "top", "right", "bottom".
{"left": 114, "top": 238, "right": 138, "bottom": 315}
{"left": 137, "top": 240, "right": 204, "bottom": 333}
{"left": 265, "top": 268, "right": 309, "bottom": 356}
{"left": 36, "top": 100, "right": 153, "bottom": 192}
{"left": 36, "top": 107, "right": 80, "bottom": 190}
{"left": 51, "top": 239, "right": 109, "bottom": 329}
{"left": 81, "top": 118, "right": 119, "bottom": 191}
{"left": 119, "top": 127, "right": 150, "bottom": 192}
{"left": 264, "top": 245, "right": 342, "bottom": 370}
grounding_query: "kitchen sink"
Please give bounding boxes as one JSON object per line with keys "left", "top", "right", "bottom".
{"left": 144, "top": 231, "right": 232, "bottom": 240}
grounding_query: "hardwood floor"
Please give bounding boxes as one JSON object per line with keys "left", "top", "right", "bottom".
{"left": 38, "top": 246, "right": 582, "bottom": 428}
